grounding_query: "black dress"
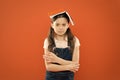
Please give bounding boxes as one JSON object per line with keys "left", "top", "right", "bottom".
{"left": 45, "top": 47, "right": 74, "bottom": 80}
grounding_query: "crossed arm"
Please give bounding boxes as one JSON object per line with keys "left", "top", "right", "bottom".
{"left": 43, "top": 46, "right": 80, "bottom": 72}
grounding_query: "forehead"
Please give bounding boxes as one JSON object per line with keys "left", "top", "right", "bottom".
{"left": 53, "top": 18, "right": 68, "bottom": 24}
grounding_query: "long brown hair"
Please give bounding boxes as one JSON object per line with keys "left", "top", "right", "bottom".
{"left": 47, "top": 27, "right": 75, "bottom": 54}
{"left": 47, "top": 12, "right": 75, "bottom": 54}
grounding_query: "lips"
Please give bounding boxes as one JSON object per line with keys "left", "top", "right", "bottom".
{"left": 58, "top": 31, "right": 64, "bottom": 33}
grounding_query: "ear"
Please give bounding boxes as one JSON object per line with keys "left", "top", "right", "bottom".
{"left": 67, "top": 23, "right": 70, "bottom": 28}
{"left": 51, "top": 23, "right": 54, "bottom": 28}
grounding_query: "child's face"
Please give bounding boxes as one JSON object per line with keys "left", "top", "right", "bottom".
{"left": 52, "top": 18, "right": 69, "bottom": 36}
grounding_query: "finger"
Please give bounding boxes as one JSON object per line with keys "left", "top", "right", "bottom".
{"left": 43, "top": 56, "right": 51, "bottom": 61}
{"left": 44, "top": 54, "right": 50, "bottom": 58}
{"left": 45, "top": 58, "right": 51, "bottom": 62}
{"left": 46, "top": 53, "right": 50, "bottom": 56}
{"left": 46, "top": 60, "right": 51, "bottom": 63}
{"left": 47, "top": 52, "right": 52, "bottom": 54}
{"left": 43, "top": 55, "right": 46, "bottom": 59}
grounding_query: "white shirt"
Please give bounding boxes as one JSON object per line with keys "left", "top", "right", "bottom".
{"left": 43, "top": 36, "right": 80, "bottom": 49}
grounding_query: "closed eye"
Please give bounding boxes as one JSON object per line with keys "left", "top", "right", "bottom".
{"left": 56, "top": 23, "right": 60, "bottom": 26}
{"left": 62, "top": 24, "right": 66, "bottom": 26}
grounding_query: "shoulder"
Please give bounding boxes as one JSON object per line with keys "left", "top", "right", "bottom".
{"left": 43, "top": 38, "right": 49, "bottom": 49}
{"left": 74, "top": 36, "right": 80, "bottom": 41}
{"left": 74, "top": 36, "right": 80, "bottom": 43}
{"left": 74, "top": 36, "right": 80, "bottom": 47}
{"left": 44, "top": 38, "right": 48, "bottom": 42}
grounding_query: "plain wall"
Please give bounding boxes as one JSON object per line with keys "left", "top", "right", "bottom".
{"left": 0, "top": 0, "right": 120, "bottom": 80}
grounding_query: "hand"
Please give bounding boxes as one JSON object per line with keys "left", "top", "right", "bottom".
{"left": 43, "top": 52, "right": 58, "bottom": 63}
{"left": 67, "top": 62, "right": 80, "bottom": 73}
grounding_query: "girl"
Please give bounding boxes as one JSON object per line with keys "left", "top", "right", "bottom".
{"left": 43, "top": 11, "right": 80, "bottom": 80}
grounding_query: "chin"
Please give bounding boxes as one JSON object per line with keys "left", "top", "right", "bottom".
{"left": 57, "top": 33, "right": 65, "bottom": 36}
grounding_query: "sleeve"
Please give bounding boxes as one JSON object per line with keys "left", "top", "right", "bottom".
{"left": 75, "top": 36, "right": 80, "bottom": 47}
{"left": 43, "top": 38, "right": 49, "bottom": 49}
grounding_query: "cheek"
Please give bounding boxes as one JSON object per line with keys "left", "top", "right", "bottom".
{"left": 65, "top": 28, "right": 68, "bottom": 31}
{"left": 65, "top": 26, "right": 69, "bottom": 30}
{"left": 52, "top": 25, "right": 57, "bottom": 30}
{"left": 53, "top": 27, "right": 58, "bottom": 30}
{"left": 53, "top": 27, "right": 58, "bottom": 32}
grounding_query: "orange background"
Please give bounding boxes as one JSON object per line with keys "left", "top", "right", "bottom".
{"left": 0, "top": 0, "right": 120, "bottom": 80}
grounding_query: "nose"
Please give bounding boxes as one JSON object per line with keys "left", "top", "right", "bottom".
{"left": 59, "top": 25, "right": 63, "bottom": 30}
{"left": 59, "top": 27, "right": 64, "bottom": 31}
